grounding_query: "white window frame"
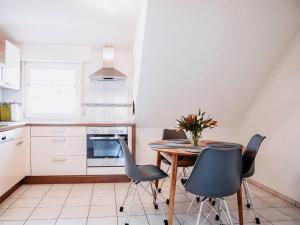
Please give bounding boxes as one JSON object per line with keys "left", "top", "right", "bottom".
{"left": 24, "top": 62, "right": 82, "bottom": 119}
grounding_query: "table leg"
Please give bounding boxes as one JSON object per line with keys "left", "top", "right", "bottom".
{"left": 155, "top": 152, "right": 162, "bottom": 190}
{"left": 168, "top": 154, "right": 178, "bottom": 225}
{"left": 237, "top": 185, "right": 244, "bottom": 225}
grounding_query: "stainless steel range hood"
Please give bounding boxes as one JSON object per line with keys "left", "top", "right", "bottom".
{"left": 90, "top": 47, "right": 127, "bottom": 81}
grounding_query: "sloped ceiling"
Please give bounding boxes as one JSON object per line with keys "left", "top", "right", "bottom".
{"left": 135, "top": 0, "right": 300, "bottom": 128}
{"left": 0, "top": 0, "right": 143, "bottom": 49}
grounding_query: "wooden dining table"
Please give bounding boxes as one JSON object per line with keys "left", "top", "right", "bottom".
{"left": 149, "top": 140, "right": 244, "bottom": 225}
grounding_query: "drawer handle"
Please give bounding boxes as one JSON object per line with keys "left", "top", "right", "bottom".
{"left": 16, "top": 141, "right": 23, "bottom": 145}
{"left": 52, "top": 138, "right": 66, "bottom": 143}
{"left": 52, "top": 158, "right": 66, "bottom": 162}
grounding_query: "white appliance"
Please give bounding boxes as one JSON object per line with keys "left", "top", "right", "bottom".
{"left": 10, "top": 103, "right": 20, "bottom": 121}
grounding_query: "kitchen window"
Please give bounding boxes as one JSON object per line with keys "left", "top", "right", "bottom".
{"left": 24, "top": 62, "right": 81, "bottom": 119}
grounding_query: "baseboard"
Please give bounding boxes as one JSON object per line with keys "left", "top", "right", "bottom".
{"left": 22, "top": 175, "right": 130, "bottom": 184}
{"left": 248, "top": 178, "right": 300, "bottom": 208}
{"left": 0, "top": 180, "right": 23, "bottom": 204}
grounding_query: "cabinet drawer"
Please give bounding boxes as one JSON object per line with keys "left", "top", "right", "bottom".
{"left": 31, "top": 137, "right": 86, "bottom": 156}
{"left": 31, "top": 156, "right": 86, "bottom": 175}
{"left": 31, "top": 126, "right": 86, "bottom": 137}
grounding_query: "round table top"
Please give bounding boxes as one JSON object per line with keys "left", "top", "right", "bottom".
{"left": 149, "top": 140, "right": 245, "bottom": 156}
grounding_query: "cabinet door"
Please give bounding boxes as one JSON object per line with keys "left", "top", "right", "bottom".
{"left": 4, "top": 40, "right": 20, "bottom": 90}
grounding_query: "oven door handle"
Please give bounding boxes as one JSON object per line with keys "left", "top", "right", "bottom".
{"left": 89, "top": 136, "right": 121, "bottom": 140}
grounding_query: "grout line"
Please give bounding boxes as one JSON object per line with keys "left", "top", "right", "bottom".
{"left": 113, "top": 183, "right": 119, "bottom": 225}
{"left": 86, "top": 183, "right": 95, "bottom": 225}
{"left": 54, "top": 184, "right": 74, "bottom": 225}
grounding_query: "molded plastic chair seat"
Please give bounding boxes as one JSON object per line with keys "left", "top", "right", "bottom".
{"left": 136, "top": 165, "right": 168, "bottom": 182}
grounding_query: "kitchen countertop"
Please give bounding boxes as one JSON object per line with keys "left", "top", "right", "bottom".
{"left": 0, "top": 121, "right": 136, "bottom": 132}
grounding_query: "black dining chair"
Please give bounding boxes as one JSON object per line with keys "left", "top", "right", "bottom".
{"left": 184, "top": 146, "right": 242, "bottom": 225}
{"left": 119, "top": 138, "right": 168, "bottom": 225}
{"left": 242, "top": 134, "right": 266, "bottom": 224}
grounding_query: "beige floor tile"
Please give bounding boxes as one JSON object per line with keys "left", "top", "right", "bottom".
{"left": 175, "top": 213, "right": 209, "bottom": 225}
{"left": 0, "top": 199, "right": 17, "bottom": 209}
{"left": 10, "top": 198, "right": 41, "bottom": 208}
{"left": 243, "top": 222, "right": 272, "bottom": 225}
{"left": 59, "top": 206, "right": 89, "bottom": 219}
{"left": 278, "top": 207, "right": 300, "bottom": 220}
{"left": 92, "top": 189, "right": 115, "bottom": 197}
{"left": 143, "top": 203, "right": 167, "bottom": 215}
{"left": 45, "top": 190, "right": 70, "bottom": 198}
{"left": 87, "top": 217, "right": 117, "bottom": 225}
{"left": 148, "top": 214, "right": 180, "bottom": 225}
{"left": 0, "top": 221, "right": 25, "bottom": 225}
{"left": 27, "top": 185, "right": 51, "bottom": 191}
{"left": 117, "top": 203, "right": 145, "bottom": 216}
{"left": 38, "top": 197, "right": 66, "bottom": 207}
{"left": 257, "top": 208, "right": 293, "bottom": 222}
{"left": 9, "top": 186, "right": 30, "bottom": 199}
{"left": 29, "top": 206, "right": 61, "bottom": 220}
{"left": 22, "top": 189, "right": 47, "bottom": 198}
{"left": 89, "top": 205, "right": 117, "bottom": 218}
{"left": 271, "top": 221, "right": 300, "bottom": 225}
{"left": 65, "top": 197, "right": 91, "bottom": 207}
{"left": 56, "top": 218, "right": 87, "bottom": 225}
{"left": 50, "top": 184, "right": 73, "bottom": 191}
{"left": 118, "top": 215, "right": 149, "bottom": 225}
{"left": 68, "top": 190, "right": 92, "bottom": 197}
{"left": 0, "top": 209, "right": 5, "bottom": 216}
{"left": 24, "top": 219, "right": 56, "bottom": 225}
{"left": 93, "top": 183, "right": 114, "bottom": 190}
{"left": 261, "top": 197, "right": 293, "bottom": 207}
{"left": 231, "top": 209, "right": 266, "bottom": 224}
{"left": 0, "top": 208, "right": 34, "bottom": 221}
{"left": 91, "top": 196, "right": 115, "bottom": 206}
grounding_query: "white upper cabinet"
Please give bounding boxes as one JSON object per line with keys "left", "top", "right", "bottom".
{"left": 0, "top": 36, "right": 21, "bottom": 90}
{"left": 2, "top": 40, "right": 21, "bottom": 90}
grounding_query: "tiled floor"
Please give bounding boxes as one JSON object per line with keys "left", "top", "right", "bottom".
{"left": 0, "top": 182, "right": 299, "bottom": 225}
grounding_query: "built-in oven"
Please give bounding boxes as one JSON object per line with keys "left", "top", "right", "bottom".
{"left": 86, "top": 127, "right": 129, "bottom": 167}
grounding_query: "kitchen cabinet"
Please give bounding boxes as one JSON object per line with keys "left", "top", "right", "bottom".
{"left": 31, "top": 126, "right": 87, "bottom": 175}
{"left": 0, "top": 127, "right": 29, "bottom": 196}
{"left": 0, "top": 37, "right": 21, "bottom": 90}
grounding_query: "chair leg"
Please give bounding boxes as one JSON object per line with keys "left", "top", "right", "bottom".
{"left": 186, "top": 195, "right": 196, "bottom": 215}
{"left": 125, "top": 183, "right": 137, "bottom": 225}
{"left": 244, "top": 179, "right": 260, "bottom": 224}
{"left": 243, "top": 180, "right": 251, "bottom": 208}
{"left": 158, "top": 165, "right": 170, "bottom": 193}
{"left": 119, "top": 181, "right": 133, "bottom": 212}
{"left": 152, "top": 182, "right": 168, "bottom": 225}
{"left": 223, "top": 199, "right": 234, "bottom": 225}
{"left": 196, "top": 201, "right": 205, "bottom": 225}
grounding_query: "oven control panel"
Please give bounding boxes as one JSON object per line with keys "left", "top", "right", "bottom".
{"left": 87, "top": 127, "right": 128, "bottom": 135}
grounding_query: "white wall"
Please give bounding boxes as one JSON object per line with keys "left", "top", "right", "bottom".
{"left": 135, "top": 0, "right": 300, "bottom": 128}
{"left": 133, "top": 0, "right": 300, "bottom": 164}
{"left": 237, "top": 30, "right": 300, "bottom": 202}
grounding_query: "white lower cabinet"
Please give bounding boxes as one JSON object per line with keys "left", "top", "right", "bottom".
{"left": 31, "top": 156, "right": 86, "bottom": 175}
{"left": 30, "top": 126, "right": 87, "bottom": 176}
{"left": 0, "top": 127, "right": 29, "bottom": 196}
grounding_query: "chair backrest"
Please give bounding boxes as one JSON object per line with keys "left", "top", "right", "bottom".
{"left": 184, "top": 147, "right": 242, "bottom": 198}
{"left": 162, "top": 129, "right": 187, "bottom": 140}
{"left": 120, "top": 138, "right": 140, "bottom": 181}
{"left": 242, "top": 134, "right": 266, "bottom": 178}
